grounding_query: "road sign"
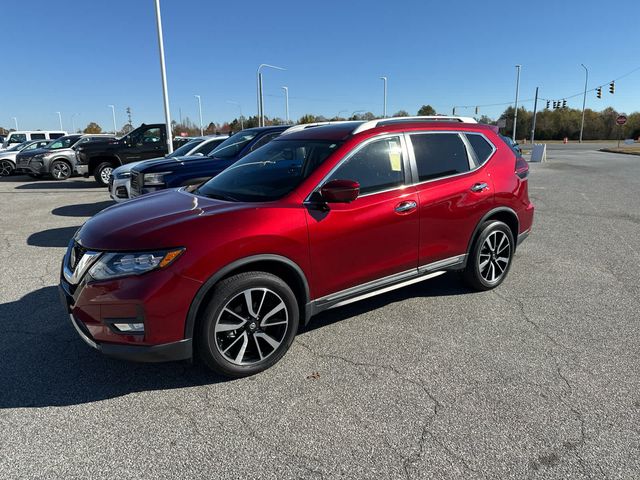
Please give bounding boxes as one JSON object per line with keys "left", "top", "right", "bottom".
{"left": 616, "top": 115, "right": 627, "bottom": 125}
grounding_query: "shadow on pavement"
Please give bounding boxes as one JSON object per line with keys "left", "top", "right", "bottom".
{"left": 15, "top": 180, "right": 102, "bottom": 190}
{"left": 0, "top": 286, "right": 223, "bottom": 409}
{"left": 0, "top": 174, "right": 34, "bottom": 183}
{"left": 27, "top": 226, "right": 80, "bottom": 247}
{"left": 51, "top": 200, "right": 114, "bottom": 217}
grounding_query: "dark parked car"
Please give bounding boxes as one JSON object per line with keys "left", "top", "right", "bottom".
{"left": 0, "top": 139, "right": 53, "bottom": 176}
{"left": 59, "top": 118, "right": 533, "bottom": 377}
{"left": 75, "top": 123, "right": 185, "bottom": 186}
{"left": 129, "top": 126, "right": 288, "bottom": 198}
{"left": 15, "top": 134, "right": 116, "bottom": 180}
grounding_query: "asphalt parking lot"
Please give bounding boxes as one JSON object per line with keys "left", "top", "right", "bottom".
{"left": 1, "top": 147, "right": 639, "bottom": 479}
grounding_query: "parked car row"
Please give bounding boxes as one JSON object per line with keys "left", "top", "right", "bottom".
{"left": 59, "top": 116, "right": 534, "bottom": 378}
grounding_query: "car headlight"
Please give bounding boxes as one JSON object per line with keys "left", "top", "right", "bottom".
{"left": 88, "top": 248, "right": 184, "bottom": 281}
{"left": 143, "top": 171, "right": 171, "bottom": 186}
{"left": 115, "top": 171, "right": 132, "bottom": 180}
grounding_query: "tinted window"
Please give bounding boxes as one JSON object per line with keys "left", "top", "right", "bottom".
{"left": 49, "top": 133, "right": 65, "bottom": 139}
{"left": 167, "top": 139, "right": 204, "bottom": 158}
{"left": 195, "top": 138, "right": 225, "bottom": 155}
{"left": 209, "top": 131, "right": 258, "bottom": 158}
{"left": 130, "top": 127, "right": 162, "bottom": 146}
{"left": 466, "top": 134, "right": 493, "bottom": 165}
{"left": 45, "top": 135, "right": 81, "bottom": 150}
{"left": 411, "top": 133, "right": 469, "bottom": 181}
{"left": 9, "top": 134, "right": 27, "bottom": 144}
{"left": 249, "top": 132, "right": 281, "bottom": 152}
{"left": 328, "top": 136, "right": 405, "bottom": 195}
{"left": 198, "top": 140, "right": 341, "bottom": 202}
{"left": 31, "top": 133, "right": 46, "bottom": 139}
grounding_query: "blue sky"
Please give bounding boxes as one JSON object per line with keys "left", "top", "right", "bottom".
{"left": 2, "top": 0, "right": 639, "bottom": 131}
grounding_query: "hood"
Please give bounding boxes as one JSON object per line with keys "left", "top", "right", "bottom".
{"left": 76, "top": 188, "right": 247, "bottom": 251}
{"left": 16, "top": 148, "right": 48, "bottom": 160}
{"left": 76, "top": 138, "right": 122, "bottom": 152}
{"left": 112, "top": 159, "right": 151, "bottom": 176}
{"left": 131, "top": 155, "right": 210, "bottom": 173}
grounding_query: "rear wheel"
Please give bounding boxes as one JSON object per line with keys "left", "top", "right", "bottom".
{"left": 0, "top": 160, "right": 14, "bottom": 176}
{"left": 94, "top": 162, "right": 114, "bottom": 186}
{"left": 197, "top": 272, "right": 299, "bottom": 377}
{"left": 50, "top": 160, "right": 72, "bottom": 180}
{"left": 463, "top": 220, "right": 514, "bottom": 291}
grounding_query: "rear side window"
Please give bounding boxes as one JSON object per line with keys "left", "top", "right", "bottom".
{"left": 466, "top": 134, "right": 494, "bottom": 165}
{"left": 329, "top": 136, "right": 405, "bottom": 195}
{"left": 49, "top": 133, "right": 65, "bottom": 139}
{"left": 410, "top": 133, "right": 470, "bottom": 182}
{"left": 31, "top": 133, "right": 46, "bottom": 139}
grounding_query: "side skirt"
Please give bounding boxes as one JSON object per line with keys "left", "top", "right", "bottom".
{"left": 307, "top": 254, "right": 466, "bottom": 318}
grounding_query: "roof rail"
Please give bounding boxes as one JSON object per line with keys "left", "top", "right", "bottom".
{"left": 351, "top": 116, "right": 477, "bottom": 135}
{"left": 281, "top": 121, "right": 360, "bottom": 136}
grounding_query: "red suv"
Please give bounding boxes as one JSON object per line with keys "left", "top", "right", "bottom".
{"left": 59, "top": 119, "right": 533, "bottom": 377}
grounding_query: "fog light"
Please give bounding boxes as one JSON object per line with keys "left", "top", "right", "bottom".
{"left": 113, "top": 323, "right": 144, "bottom": 333}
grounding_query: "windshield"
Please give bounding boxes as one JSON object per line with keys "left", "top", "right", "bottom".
{"left": 6, "top": 142, "right": 30, "bottom": 152}
{"left": 209, "top": 131, "right": 258, "bottom": 159}
{"left": 168, "top": 138, "right": 204, "bottom": 158}
{"left": 45, "top": 135, "right": 81, "bottom": 150}
{"left": 196, "top": 139, "right": 342, "bottom": 202}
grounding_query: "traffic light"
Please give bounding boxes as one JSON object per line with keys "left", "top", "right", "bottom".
{"left": 546, "top": 100, "right": 550, "bottom": 109}
{"left": 609, "top": 81, "right": 615, "bottom": 94}
{"left": 596, "top": 87, "right": 602, "bottom": 98}
{"left": 562, "top": 99, "right": 567, "bottom": 108}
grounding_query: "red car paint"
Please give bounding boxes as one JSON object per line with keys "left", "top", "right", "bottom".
{"left": 59, "top": 121, "right": 533, "bottom": 361}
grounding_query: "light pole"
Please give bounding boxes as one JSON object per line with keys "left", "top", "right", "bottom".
{"left": 380, "top": 76, "right": 388, "bottom": 117}
{"left": 108, "top": 105, "right": 117, "bottom": 134}
{"left": 71, "top": 113, "right": 79, "bottom": 133}
{"left": 154, "top": 0, "right": 173, "bottom": 154}
{"left": 226, "top": 101, "right": 244, "bottom": 130}
{"left": 512, "top": 65, "right": 521, "bottom": 142}
{"left": 56, "top": 112, "right": 63, "bottom": 130}
{"left": 256, "top": 64, "right": 286, "bottom": 127}
{"left": 12, "top": 117, "right": 18, "bottom": 130}
{"left": 530, "top": 87, "right": 539, "bottom": 144}
{"left": 194, "top": 95, "right": 204, "bottom": 136}
{"left": 337, "top": 110, "right": 348, "bottom": 119}
{"left": 282, "top": 86, "right": 289, "bottom": 124}
{"left": 579, "top": 64, "right": 588, "bottom": 143}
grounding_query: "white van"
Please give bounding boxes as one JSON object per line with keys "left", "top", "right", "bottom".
{"left": 1, "top": 131, "right": 67, "bottom": 149}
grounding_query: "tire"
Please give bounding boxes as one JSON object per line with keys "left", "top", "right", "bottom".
{"left": 463, "top": 220, "right": 514, "bottom": 291}
{"left": 196, "top": 271, "right": 299, "bottom": 378}
{"left": 50, "top": 159, "right": 72, "bottom": 181}
{"left": 0, "top": 159, "right": 14, "bottom": 177}
{"left": 94, "top": 162, "right": 114, "bottom": 186}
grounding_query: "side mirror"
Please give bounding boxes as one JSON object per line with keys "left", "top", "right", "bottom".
{"left": 319, "top": 179, "right": 360, "bottom": 203}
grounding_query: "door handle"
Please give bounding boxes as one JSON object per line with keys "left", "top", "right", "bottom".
{"left": 394, "top": 200, "right": 417, "bottom": 213}
{"left": 470, "top": 182, "right": 489, "bottom": 192}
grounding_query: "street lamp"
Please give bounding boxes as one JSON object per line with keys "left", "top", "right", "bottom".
{"left": 579, "top": 64, "right": 589, "bottom": 143}
{"left": 12, "top": 117, "right": 18, "bottom": 130}
{"left": 256, "top": 64, "right": 286, "bottom": 127}
{"left": 336, "top": 110, "right": 348, "bottom": 119}
{"left": 108, "top": 105, "right": 117, "bottom": 134}
{"left": 282, "top": 86, "right": 289, "bottom": 124}
{"left": 512, "top": 65, "right": 521, "bottom": 142}
{"left": 226, "top": 101, "right": 244, "bottom": 130}
{"left": 55, "top": 112, "right": 63, "bottom": 130}
{"left": 380, "top": 76, "right": 388, "bottom": 117}
{"left": 154, "top": 0, "right": 173, "bottom": 154}
{"left": 71, "top": 113, "right": 79, "bottom": 133}
{"left": 194, "top": 95, "right": 204, "bottom": 136}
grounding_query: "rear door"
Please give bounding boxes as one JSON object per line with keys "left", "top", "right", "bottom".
{"left": 408, "top": 131, "right": 495, "bottom": 268}
{"left": 306, "top": 134, "right": 420, "bottom": 298}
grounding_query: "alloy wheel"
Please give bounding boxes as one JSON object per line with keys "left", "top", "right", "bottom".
{"left": 100, "top": 167, "right": 113, "bottom": 185}
{"left": 52, "top": 161, "right": 70, "bottom": 180}
{"left": 0, "top": 160, "right": 13, "bottom": 176}
{"left": 478, "top": 230, "right": 511, "bottom": 283}
{"left": 214, "top": 288, "right": 289, "bottom": 366}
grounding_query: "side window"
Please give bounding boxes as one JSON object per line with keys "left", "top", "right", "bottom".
{"left": 410, "top": 133, "right": 470, "bottom": 182}
{"left": 9, "top": 134, "right": 27, "bottom": 144}
{"left": 131, "top": 127, "right": 162, "bottom": 146}
{"left": 466, "top": 134, "right": 494, "bottom": 165}
{"left": 249, "top": 132, "right": 281, "bottom": 152}
{"left": 197, "top": 138, "right": 225, "bottom": 155}
{"left": 328, "top": 136, "right": 405, "bottom": 195}
{"left": 49, "top": 133, "right": 65, "bottom": 139}
{"left": 31, "top": 133, "right": 46, "bottom": 140}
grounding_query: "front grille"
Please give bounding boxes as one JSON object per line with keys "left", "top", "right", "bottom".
{"left": 70, "top": 242, "right": 87, "bottom": 271}
{"left": 108, "top": 176, "right": 114, "bottom": 190}
{"left": 116, "top": 186, "right": 128, "bottom": 198}
{"left": 130, "top": 171, "right": 141, "bottom": 197}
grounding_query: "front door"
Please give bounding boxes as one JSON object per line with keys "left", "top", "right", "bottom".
{"left": 124, "top": 126, "right": 166, "bottom": 162}
{"left": 306, "top": 135, "right": 420, "bottom": 299}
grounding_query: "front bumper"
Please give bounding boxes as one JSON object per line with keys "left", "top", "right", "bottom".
{"left": 109, "top": 176, "right": 131, "bottom": 203}
{"left": 16, "top": 159, "right": 46, "bottom": 174}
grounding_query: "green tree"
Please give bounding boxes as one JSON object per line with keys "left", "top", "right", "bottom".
{"left": 417, "top": 105, "right": 436, "bottom": 116}
{"left": 393, "top": 110, "right": 410, "bottom": 117}
{"left": 83, "top": 122, "right": 102, "bottom": 134}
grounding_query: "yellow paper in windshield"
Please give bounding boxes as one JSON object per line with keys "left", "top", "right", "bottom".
{"left": 388, "top": 140, "right": 402, "bottom": 171}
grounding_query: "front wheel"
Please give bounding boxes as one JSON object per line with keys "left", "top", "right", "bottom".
{"left": 50, "top": 160, "right": 72, "bottom": 180}
{"left": 94, "top": 162, "right": 114, "bottom": 186}
{"left": 197, "top": 272, "right": 299, "bottom": 377}
{"left": 463, "top": 220, "right": 514, "bottom": 291}
{"left": 0, "top": 159, "right": 14, "bottom": 176}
